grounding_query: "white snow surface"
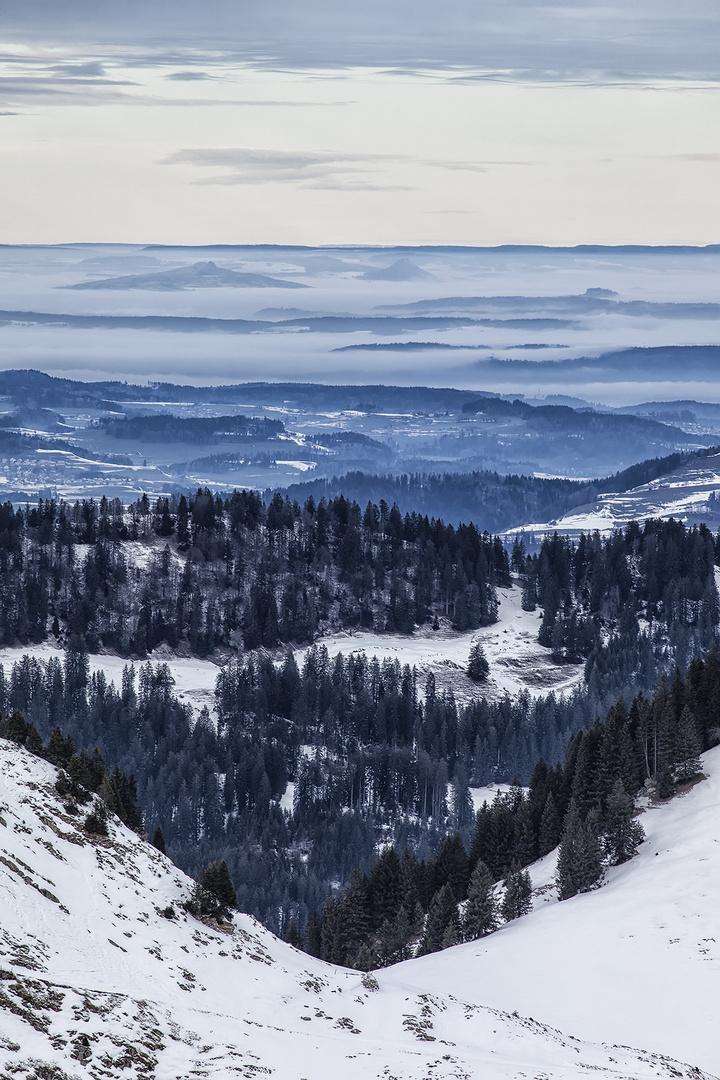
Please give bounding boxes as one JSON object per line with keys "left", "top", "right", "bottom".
{"left": 390, "top": 747, "right": 720, "bottom": 1077}
{"left": 0, "top": 738, "right": 715, "bottom": 1080}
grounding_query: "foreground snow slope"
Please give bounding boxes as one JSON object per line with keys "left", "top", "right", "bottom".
{"left": 390, "top": 746, "right": 720, "bottom": 1077}
{"left": 0, "top": 740, "right": 713, "bottom": 1080}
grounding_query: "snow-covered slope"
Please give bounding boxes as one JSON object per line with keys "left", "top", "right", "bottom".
{"left": 390, "top": 747, "right": 720, "bottom": 1077}
{"left": 505, "top": 450, "right": 720, "bottom": 539}
{"left": 0, "top": 740, "right": 713, "bottom": 1080}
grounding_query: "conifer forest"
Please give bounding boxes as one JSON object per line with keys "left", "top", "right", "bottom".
{"left": 1, "top": 486, "right": 718, "bottom": 957}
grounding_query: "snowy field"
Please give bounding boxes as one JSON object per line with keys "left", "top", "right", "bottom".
{"left": 0, "top": 581, "right": 584, "bottom": 727}
{"left": 0, "top": 736, "right": 713, "bottom": 1080}
{"left": 298, "top": 582, "right": 585, "bottom": 702}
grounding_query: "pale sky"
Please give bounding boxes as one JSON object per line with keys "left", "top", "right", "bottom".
{"left": 1, "top": 1, "right": 719, "bottom": 245}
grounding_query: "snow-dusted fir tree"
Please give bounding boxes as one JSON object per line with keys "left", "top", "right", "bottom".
{"left": 467, "top": 641, "right": 490, "bottom": 682}
{"left": 602, "top": 780, "right": 645, "bottom": 866}
{"left": 463, "top": 860, "right": 498, "bottom": 940}
{"left": 556, "top": 800, "right": 603, "bottom": 900}
{"left": 501, "top": 866, "right": 532, "bottom": 921}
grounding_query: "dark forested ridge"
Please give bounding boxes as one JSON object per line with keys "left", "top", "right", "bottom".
{"left": 102, "top": 413, "right": 284, "bottom": 444}
{"left": 268, "top": 446, "right": 720, "bottom": 533}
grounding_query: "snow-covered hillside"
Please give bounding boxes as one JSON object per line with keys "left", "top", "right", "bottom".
{"left": 391, "top": 746, "right": 720, "bottom": 1077}
{"left": 0, "top": 738, "right": 713, "bottom": 1080}
{"left": 506, "top": 450, "right": 720, "bottom": 539}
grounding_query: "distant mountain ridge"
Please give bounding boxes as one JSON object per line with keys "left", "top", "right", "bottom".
{"left": 66, "top": 259, "right": 308, "bottom": 290}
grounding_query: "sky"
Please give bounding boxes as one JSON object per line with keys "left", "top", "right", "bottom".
{"left": 0, "top": 1, "right": 719, "bottom": 245}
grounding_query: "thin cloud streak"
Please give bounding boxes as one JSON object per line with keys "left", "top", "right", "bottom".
{"left": 163, "top": 147, "right": 535, "bottom": 189}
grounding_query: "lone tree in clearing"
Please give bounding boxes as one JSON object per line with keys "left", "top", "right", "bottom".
{"left": 467, "top": 641, "right": 490, "bottom": 682}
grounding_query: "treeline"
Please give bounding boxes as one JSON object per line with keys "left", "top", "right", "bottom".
{"left": 270, "top": 469, "right": 594, "bottom": 535}
{"left": 307, "top": 647, "right": 716, "bottom": 968}
{"left": 462, "top": 396, "right": 679, "bottom": 441}
{"left": 103, "top": 413, "right": 283, "bottom": 444}
{"left": 0, "top": 490, "right": 507, "bottom": 655}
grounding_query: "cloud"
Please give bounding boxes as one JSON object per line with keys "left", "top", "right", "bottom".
{"left": 423, "top": 159, "right": 536, "bottom": 172}
{"left": 0, "top": 55, "right": 349, "bottom": 109}
{"left": 162, "top": 147, "right": 414, "bottom": 190}
{"left": 163, "top": 147, "right": 533, "bottom": 189}
{"left": 1, "top": 0, "right": 719, "bottom": 81}
{"left": 49, "top": 61, "right": 108, "bottom": 77}
{"left": 165, "top": 70, "right": 213, "bottom": 81}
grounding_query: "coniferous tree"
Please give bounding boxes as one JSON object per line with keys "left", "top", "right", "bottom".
{"left": 430, "top": 832, "right": 469, "bottom": 902}
{"left": 353, "top": 943, "right": 377, "bottom": 971}
{"left": 538, "top": 792, "right": 561, "bottom": 856}
{"left": 500, "top": 866, "right": 532, "bottom": 921}
{"left": 151, "top": 826, "right": 167, "bottom": 855}
{"left": 656, "top": 765, "right": 675, "bottom": 800}
{"left": 556, "top": 800, "right": 603, "bottom": 900}
{"left": 467, "top": 641, "right": 490, "bottom": 683}
{"left": 214, "top": 860, "right": 239, "bottom": 911}
{"left": 305, "top": 911, "right": 322, "bottom": 958}
{"left": 603, "top": 780, "right": 645, "bottom": 866}
{"left": 368, "top": 847, "right": 401, "bottom": 928}
{"left": 422, "top": 884, "right": 460, "bottom": 954}
{"left": 674, "top": 705, "right": 702, "bottom": 782}
{"left": 462, "top": 860, "right": 498, "bottom": 940}
{"left": 284, "top": 918, "right": 302, "bottom": 948}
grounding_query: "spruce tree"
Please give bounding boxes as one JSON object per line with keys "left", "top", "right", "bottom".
{"left": 500, "top": 866, "right": 532, "bottom": 922}
{"left": 284, "top": 918, "right": 302, "bottom": 948}
{"left": 214, "top": 860, "right": 239, "bottom": 911}
{"left": 430, "top": 832, "right": 469, "bottom": 902}
{"left": 462, "top": 860, "right": 498, "bottom": 940}
{"left": 5, "top": 708, "right": 29, "bottom": 743}
{"left": 656, "top": 764, "right": 675, "bottom": 800}
{"left": 368, "top": 847, "right": 401, "bottom": 929}
{"left": 603, "top": 780, "right": 645, "bottom": 866}
{"left": 673, "top": 705, "right": 702, "bottom": 783}
{"left": 556, "top": 800, "right": 603, "bottom": 900}
{"left": 538, "top": 792, "right": 561, "bottom": 856}
{"left": 353, "top": 943, "right": 377, "bottom": 972}
{"left": 467, "top": 642, "right": 490, "bottom": 682}
{"left": 422, "top": 884, "right": 460, "bottom": 954}
{"left": 151, "top": 826, "right": 167, "bottom": 855}
{"left": 305, "top": 911, "right": 322, "bottom": 958}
